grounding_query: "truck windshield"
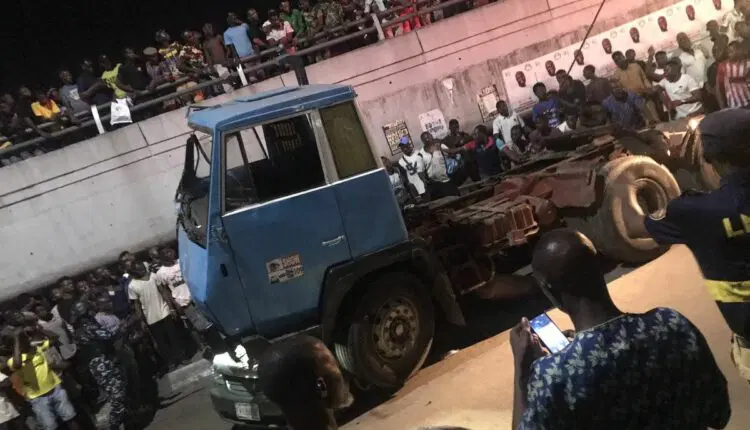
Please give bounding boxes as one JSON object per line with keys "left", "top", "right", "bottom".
{"left": 223, "top": 113, "right": 326, "bottom": 213}
{"left": 176, "top": 131, "right": 212, "bottom": 247}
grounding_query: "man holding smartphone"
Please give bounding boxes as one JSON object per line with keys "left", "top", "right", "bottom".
{"left": 511, "top": 229, "right": 730, "bottom": 429}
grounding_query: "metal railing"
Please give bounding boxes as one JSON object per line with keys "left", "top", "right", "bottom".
{"left": 0, "top": 0, "right": 473, "bottom": 161}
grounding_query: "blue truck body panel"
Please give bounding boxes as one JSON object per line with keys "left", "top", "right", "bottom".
{"left": 181, "top": 83, "right": 406, "bottom": 339}
{"left": 188, "top": 85, "right": 356, "bottom": 131}
{"left": 332, "top": 169, "right": 408, "bottom": 258}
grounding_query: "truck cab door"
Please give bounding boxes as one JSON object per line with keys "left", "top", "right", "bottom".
{"left": 218, "top": 115, "right": 352, "bottom": 338}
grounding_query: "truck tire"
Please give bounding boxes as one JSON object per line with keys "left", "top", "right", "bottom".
{"left": 335, "top": 273, "right": 435, "bottom": 388}
{"left": 566, "top": 156, "right": 680, "bottom": 263}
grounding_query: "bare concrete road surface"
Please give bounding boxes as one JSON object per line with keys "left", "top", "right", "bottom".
{"left": 145, "top": 246, "right": 750, "bottom": 429}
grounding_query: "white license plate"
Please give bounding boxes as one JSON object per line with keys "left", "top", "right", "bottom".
{"left": 234, "top": 402, "right": 261, "bottom": 421}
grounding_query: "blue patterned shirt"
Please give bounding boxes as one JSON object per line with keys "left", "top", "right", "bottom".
{"left": 602, "top": 92, "right": 645, "bottom": 130}
{"left": 520, "top": 308, "right": 730, "bottom": 429}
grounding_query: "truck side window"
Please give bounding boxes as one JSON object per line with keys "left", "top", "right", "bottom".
{"left": 223, "top": 114, "right": 326, "bottom": 213}
{"left": 319, "top": 102, "right": 377, "bottom": 179}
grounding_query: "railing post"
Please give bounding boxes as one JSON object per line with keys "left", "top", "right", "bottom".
{"left": 90, "top": 105, "right": 105, "bottom": 135}
{"left": 371, "top": 13, "right": 386, "bottom": 41}
{"left": 236, "top": 64, "right": 249, "bottom": 87}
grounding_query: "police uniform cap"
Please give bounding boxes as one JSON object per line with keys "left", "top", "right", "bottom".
{"left": 698, "top": 109, "right": 750, "bottom": 163}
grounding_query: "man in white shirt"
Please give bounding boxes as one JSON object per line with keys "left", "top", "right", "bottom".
{"left": 492, "top": 100, "right": 526, "bottom": 151}
{"left": 128, "top": 261, "right": 184, "bottom": 369}
{"left": 658, "top": 59, "right": 703, "bottom": 120}
{"left": 721, "top": 2, "right": 746, "bottom": 42}
{"left": 381, "top": 156, "right": 410, "bottom": 206}
{"left": 420, "top": 132, "right": 459, "bottom": 199}
{"left": 155, "top": 248, "right": 217, "bottom": 351}
{"left": 36, "top": 304, "right": 77, "bottom": 362}
{"left": 397, "top": 136, "right": 428, "bottom": 199}
{"left": 263, "top": 11, "right": 294, "bottom": 46}
{"left": 557, "top": 111, "right": 580, "bottom": 133}
{"left": 675, "top": 32, "right": 708, "bottom": 86}
{"left": 154, "top": 248, "right": 191, "bottom": 310}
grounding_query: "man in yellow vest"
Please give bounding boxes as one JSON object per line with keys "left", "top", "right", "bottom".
{"left": 98, "top": 55, "right": 127, "bottom": 99}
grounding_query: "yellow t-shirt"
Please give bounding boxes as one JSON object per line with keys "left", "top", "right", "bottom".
{"left": 101, "top": 64, "right": 126, "bottom": 99}
{"left": 8, "top": 340, "right": 61, "bottom": 399}
{"left": 30, "top": 101, "right": 60, "bottom": 119}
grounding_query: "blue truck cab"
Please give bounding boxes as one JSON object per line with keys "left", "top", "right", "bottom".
{"left": 175, "top": 85, "right": 464, "bottom": 426}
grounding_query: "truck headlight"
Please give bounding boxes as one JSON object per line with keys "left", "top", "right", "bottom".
{"left": 212, "top": 367, "right": 225, "bottom": 385}
{"left": 211, "top": 344, "right": 260, "bottom": 380}
{"left": 688, "top": 117, "right": 701, "bottom": 131}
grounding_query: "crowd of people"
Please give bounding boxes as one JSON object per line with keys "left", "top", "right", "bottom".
{"left": 0, "top": 245, "right": 221, "bottom": 430}
{"left": 0, "top": 0, "right": 490, "bottom": 166}
{"left": 258, "top": 105, "right": 750, "bottom": 429}
{"left": 382, "top": 10, "right": 750, "bottom": 207}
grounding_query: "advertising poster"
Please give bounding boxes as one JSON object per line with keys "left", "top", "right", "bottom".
{"left": 477, "top": 85, "right": 501, "bottom": 122}
{"left": 418, "top": 109, "right": 448, "bottom": 139}
{"left": 501, "top": 0, "right": 727, "bottom": 111}
{"left": 383, "top": 120, "right": 412, "bottom": 155}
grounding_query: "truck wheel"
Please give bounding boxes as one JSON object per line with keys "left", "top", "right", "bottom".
{"left": 566, "top": 156, "right": 680, "bottom": 263}
{"left": 336, "top": 273, "right": 435, "bottom": 388}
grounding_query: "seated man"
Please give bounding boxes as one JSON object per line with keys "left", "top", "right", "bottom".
{"left": 259, "top": 335, "right": 353, "bottom": 430}
{"left": 602, "top": 80, "right": 648, "bottom": 130}
{"left": 511, "top": 229, "right": 731, "bottom": 429}
{"left": 528, "top": 116, "right": 562, "bottom": 154}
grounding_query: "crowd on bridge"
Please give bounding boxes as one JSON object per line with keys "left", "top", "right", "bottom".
{"left": 383, "top": 5, "right": 750, "bottom": 205}
{"left": 0, "top": 245, "right": 220, "bottom": 430}
{"left": 0, "top": 0, "right": 490, "bottom": 166}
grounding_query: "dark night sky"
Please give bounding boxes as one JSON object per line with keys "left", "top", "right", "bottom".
{"left": 0, "top": 1, "right": 277, "bottom": 93}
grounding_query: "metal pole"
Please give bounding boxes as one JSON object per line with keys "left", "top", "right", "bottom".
{"left": 567, "top": 0, "right": 607, "bottom": 75}
{"left": 372, "top": 13, "right": 386, "bottom": 41}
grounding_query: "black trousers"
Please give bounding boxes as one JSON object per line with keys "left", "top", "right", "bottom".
{"left": 428, "top": 181, "right": 460, "bottom": 200}
{"left": 716, "top": 301, "right": 750, "bottom": 340}
{"left": 149, "top": 316, "right": 183, "bottom": 367}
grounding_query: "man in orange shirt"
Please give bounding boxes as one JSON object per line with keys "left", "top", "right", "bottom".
{"left": 611, "top": 51, "right": 660, "bottom": 124}
{"left": 30, "top": 91, "right": 61, "bottom": 122}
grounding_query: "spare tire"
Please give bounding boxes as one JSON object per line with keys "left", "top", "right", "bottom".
{"left": 565, "top": 156, "right": 681, "bottom": 263}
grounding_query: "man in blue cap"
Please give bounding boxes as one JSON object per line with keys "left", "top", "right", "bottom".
{"left": 643, "top": 108, "right": 750, "bottom": 381}
{"left": 396, "top": 136, "right": 428, "bottom": 201}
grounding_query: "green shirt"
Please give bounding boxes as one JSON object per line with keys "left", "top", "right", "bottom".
{"left": 101, "top": 64, "right": 126, "bottom": 99}
{"left": 281, "top": 9, "right": 306, "bottom": 36}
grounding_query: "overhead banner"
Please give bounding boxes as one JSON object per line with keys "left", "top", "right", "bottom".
{"left": 383, "top": 120, "right": 412, "bottom": 155}
{"left": 501, "top": 0, "right": 727, "bottom": 111}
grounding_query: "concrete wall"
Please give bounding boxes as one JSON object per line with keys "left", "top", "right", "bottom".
{"left": 0, "top": 0, "right": 688, "bottom": 295}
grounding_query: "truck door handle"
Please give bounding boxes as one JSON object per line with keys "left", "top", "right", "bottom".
{"left": 321, "top": 235, "right": 345, "bottom": 247}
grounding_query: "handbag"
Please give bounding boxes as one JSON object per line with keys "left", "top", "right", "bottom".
{"left": 110, "top": 98, "right": 134, "bottom": 126}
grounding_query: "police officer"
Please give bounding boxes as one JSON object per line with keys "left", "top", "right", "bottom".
{"left": 643, "top": 108, "right": 750, "bottom": 381}
{"left": 69, "top": 301, "right": 128, "bottom": 430}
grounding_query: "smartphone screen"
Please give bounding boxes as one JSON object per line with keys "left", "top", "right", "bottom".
{"left": 530, "top": 313, "right": 570, "bottom": 353}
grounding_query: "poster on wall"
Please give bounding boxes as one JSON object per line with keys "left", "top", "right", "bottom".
{"left": 477, "top": 85, "right": 501, "bottom": 122}
{"left": 418, "top": 109, "right": 448, "bottom": 139}
{"left": 383, "top": 120, "right": 412, "bottom": 156}
{"left": 500, "top": 0, "right": 726, "bottom": 111}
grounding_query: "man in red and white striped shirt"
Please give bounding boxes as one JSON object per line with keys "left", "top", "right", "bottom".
{"left": 716, "top": 41, "right": 750, "bottom": 109}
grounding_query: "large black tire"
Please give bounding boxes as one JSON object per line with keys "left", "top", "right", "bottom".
{"left": 565, "top": 156, "right": 680, "bottom": 263}
{"left": 334, "top": 272, "right": 435, "bottom": 389}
